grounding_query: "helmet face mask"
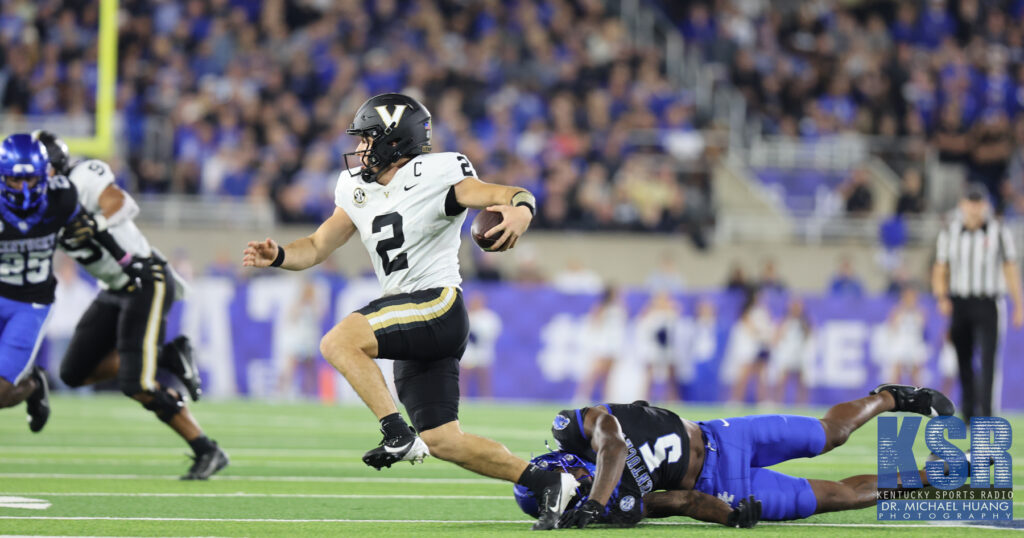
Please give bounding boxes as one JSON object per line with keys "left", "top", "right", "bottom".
{"left": 343, "top": 93, "right": 432, "bottom": 183}
{"left": 512, "top": 451, "right": 595, "bottom": 519}
{"left": 0, "top": 134, "right": 50, "bottom": 214}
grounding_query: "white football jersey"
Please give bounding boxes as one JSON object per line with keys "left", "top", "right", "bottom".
{"left": 334, "top": 152, "right": 473, "bottom": 295}
{"left": 62, "top": 159, "right": 152, "bottom": 289}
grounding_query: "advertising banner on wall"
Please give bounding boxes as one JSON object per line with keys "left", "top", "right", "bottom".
{"left": 148, "top": 275, "right": 1021, "bottom": 410}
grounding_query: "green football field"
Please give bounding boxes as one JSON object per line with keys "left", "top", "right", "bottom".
{"left": 0, "top": 395, "right": 1019, "bottom": 536}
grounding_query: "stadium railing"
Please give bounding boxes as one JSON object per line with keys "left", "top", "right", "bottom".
{"left": 137, "top": 195, "right": 275, "bottom": 230}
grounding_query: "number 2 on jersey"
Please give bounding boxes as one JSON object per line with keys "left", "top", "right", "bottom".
{"left": 372, "top": 212, "right": 408, "bottom": 275}
{"left": 638, "top": 433, "right": 682, "bottom": 472}
{"left": 456, "top": 155, "right": 476, "bottom": 177}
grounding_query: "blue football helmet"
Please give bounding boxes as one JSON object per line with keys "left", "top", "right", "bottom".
{"left": 513, "top": 451, "right": 595, "bottom": 518}
{"left": 0, "top": 134, "right": 50, "bottom": 213}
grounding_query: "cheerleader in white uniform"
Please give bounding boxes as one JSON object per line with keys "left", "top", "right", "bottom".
{"left": 725, "top": 291, "right": 775, "bottom": 405}
{"left": 770, "top": 298, "right": 813, "bottom": 405}
{"left": 885, "top": 287, "right": 928, "bottom": 386}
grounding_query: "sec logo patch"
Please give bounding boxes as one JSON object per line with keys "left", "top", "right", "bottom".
{"left": 553, "top": 415, "right": 570, "bottom": 431}
{"left": 619, "top": 495, "right": 636, "bottom": 512}
{"left": 353, "top": 187, "right": 367, "bottom": 207}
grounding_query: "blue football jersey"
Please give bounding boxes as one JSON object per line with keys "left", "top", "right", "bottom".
{"left": 0, "top": 175, "right": 79, "bottom": 304}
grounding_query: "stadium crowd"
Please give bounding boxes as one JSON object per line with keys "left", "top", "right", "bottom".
{"left": 0, "top": 0, "right": 713, "bottom": 236}
{"left": 665, "top": 0, "right": 1024, "bottom": 216}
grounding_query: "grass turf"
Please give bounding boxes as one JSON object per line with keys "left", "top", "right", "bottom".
{"left": 0, "top": 395, "right": 1020, "bottom": 536}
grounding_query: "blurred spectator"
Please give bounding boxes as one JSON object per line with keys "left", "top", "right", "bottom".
{"left": 205, "top": 251, "right": 239, "bottom": 279}
{"left": 460, "top": 294, "right": 502, "bottom": 399}
{"left": 472, "top": 252, "right": 503, "bottom": 282}
{"left": 757, "top": 258, "right": 786, "bottom": 293}
{"left": 828, "top": 255, "right": 865, "bottom": 299}
{"left": 938, "top": 331, "right": 958, "bottom": 397}
{"left": 636, "top": 291, "right": 683, "bottom": 402}
{"left": 2, "top": 0, "right": 715, "bottom": 231}
{"left": 645, "top": 253, "right": 686, "bottom": 293}
{"left": 574, "top": 287, "right": 627, "bottom": 403}
{"left": 841, "top": 167, "right": 874, "bottom": 217}
{"left": 873, "top": 287, "right": 927, "bottom": 387}
{"left": 277, "top": 278, "right": 326, "bottom": 399}
{"left": 689, "top": 298, "right": 719, "bottom": 371}
{"left": 969, "top": 110, "right": 1013, "bottom": 213}
{"left": 885, "top": 264, "right": 913, "bottom": 297}
{"left": 551, "top": 259, "right": 604, "bottom": 295}
{"left": 657, "top": 0, "right": 1024, "bottom": 222}
{"left": 931, "top": 103, "right": 971, "bottom": 211}
{"left": 724, "top": 290, "right": 773, "bottom": 405}
{"left": 724, "top": 262, "right": 749, "bottom": 293}
{"left": 512, "top": 245, "right": 547, "bottom": 284}
{"left": 770, "top": 298, "right": 812, "bottom": 406}
{"left": 895, "top": 168, "right": 925, "bottom": 216}
{"left": 170, "top": 248, "right": 196, "bottom": 282}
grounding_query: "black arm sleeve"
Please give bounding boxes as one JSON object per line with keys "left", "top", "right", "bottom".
{"left": 445, "top": 186, "right": 466, "bottom": 217}
{"left": 92, "top": 228, "right": 129, "bottom": 261}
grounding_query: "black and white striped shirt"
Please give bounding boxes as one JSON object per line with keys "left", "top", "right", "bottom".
{"left": 936, "top": 218, "right": 1018, "bottom": 298}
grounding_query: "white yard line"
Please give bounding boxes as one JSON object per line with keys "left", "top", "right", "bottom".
{"left": 0, "top": 446, "right": 366, "bottom": 458}
{"left": 2, "top": 492, "right": 506, "bottom": 500}
{"left": 0, "top": 444, "right": 885, "bottom": 457}
{"left": 0, "top": 472, "right": 501, "bottom": 484}
{"left": 4, "top": 491, "right": 1020, "bottom": 505}
{"left": 0, "top": 516, "right": 1016, "bottom": 531}
{"left": 0, "top": 458, "right": 383, "bottom": 469}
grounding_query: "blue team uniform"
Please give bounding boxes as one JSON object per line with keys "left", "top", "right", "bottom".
{"left": 546, "top": 402, "right": 827, "bottom": 522}
{"left": 696, "top": 414, "right": 825, "bottom": 520}
{"left": 0, "top": 134, "right": 79, "bottom": 384}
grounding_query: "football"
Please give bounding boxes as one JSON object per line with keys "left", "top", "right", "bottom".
{"left": 471, "top": 210, "right": 504, "bottom": 251}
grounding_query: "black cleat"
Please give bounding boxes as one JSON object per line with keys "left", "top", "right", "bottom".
{"left": 871, "top": 384, "right": 956, "bottom": 417}
{"left": 25, "top": 366, "right": 50, "bottom": 433}
{"left": 362, "top": 432, "right": 430, "bottom": 470}
{"left": 532, "top": 473, "right": 580, "bottom": 530}
{"left": 160, "top": 336, "right": 202, "bottom": 401}
{"left": 181, "top": 443, "right": 229, "bottom": 480}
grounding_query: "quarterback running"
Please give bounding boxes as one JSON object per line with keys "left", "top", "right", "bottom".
{"left": 35, "top": 131, "right": 228, "bottom": 480}
{"left": 514, "top": 384, "right": 956, "bottom": 529}
{"left": 243, "top": 93, "right": 577, "bottom": 529}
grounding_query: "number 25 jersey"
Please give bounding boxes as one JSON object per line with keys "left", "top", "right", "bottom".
{"left": 0, "top": 175, "right": 79, "bottom": 304}
{"left": 334, "top": 152, "right": 472, "bottom": 295}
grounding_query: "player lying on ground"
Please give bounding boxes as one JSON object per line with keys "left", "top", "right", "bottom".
{"left": 0, "top": 133, "right": 139, "bottom": 432}
{"left": 515, "top": 384, "right": 955, "bottom": 529}
{"left": 244, "top": 93, "right": 579, "bottom": 529}
{"left": 33, "top": 131, "right": 227, "bottom": 480}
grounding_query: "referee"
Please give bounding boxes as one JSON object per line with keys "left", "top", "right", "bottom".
{"left": 932, "top": 184, "right": 1024, "bottom": 423}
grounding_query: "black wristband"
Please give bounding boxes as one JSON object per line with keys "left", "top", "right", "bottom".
{"left": 270, "top": 246, "right": 285, "bottom": 267}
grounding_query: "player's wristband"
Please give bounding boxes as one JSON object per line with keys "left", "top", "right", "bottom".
{"left": 270, "top": 246, "right": 285, "bottom": 268}
{"left": 511, "top": 190, "right": 536, "bottom": 216}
